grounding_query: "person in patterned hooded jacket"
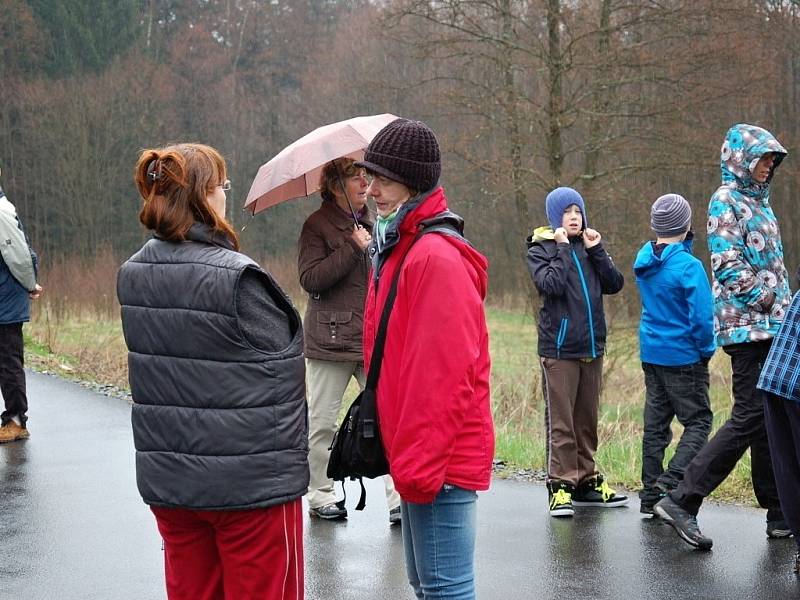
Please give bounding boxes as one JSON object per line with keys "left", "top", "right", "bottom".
{"left": 656, "top": 124, "right": 791, "bottom": 550}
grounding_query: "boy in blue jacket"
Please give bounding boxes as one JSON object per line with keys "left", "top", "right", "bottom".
{"left": 634, "top": 194, "right": 715, "bottom": 514}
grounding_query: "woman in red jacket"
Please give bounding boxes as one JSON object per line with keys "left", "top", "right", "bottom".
{"left": 356, "top": 119, "right": 494, "bottom": 600}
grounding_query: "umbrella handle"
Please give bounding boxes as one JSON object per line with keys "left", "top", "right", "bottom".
{"left": 334, "top": 162, "right": 361, "bottom": 228}
{"left": 240, "top": 205, "right": 256, "bottom": 232}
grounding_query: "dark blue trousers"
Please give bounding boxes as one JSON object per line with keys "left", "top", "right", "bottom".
{"left": 764, "top": 392, "right": 800, "bottom": 548}
{"left": 0, "top": 322, "right": 27, "bottom": 427}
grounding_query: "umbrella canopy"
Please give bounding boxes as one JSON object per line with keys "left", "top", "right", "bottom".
{"left": 244, "top": 113, "right": 399, "bottom": 215}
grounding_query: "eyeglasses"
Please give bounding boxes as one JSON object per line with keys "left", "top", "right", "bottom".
{"left": 220, "top": 179, "right": 231, "bottom": 191}
{"left": 364, "top": 173, "right": 394, "bottom": 186}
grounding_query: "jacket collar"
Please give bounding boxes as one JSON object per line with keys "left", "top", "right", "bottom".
{"left": 368, "top": 187, "right": 449, "bottom": 277}
{"left": 370, "top": 188, "right": 447, "bottom": 252}
{"left": 179, "top": 222, "right": 236, "bottom": 251}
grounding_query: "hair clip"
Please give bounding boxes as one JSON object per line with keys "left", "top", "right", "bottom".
{"left": 146, "top": 159, "right": 163, "bottom": 182}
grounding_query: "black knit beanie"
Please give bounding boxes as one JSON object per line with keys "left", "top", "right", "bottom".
{"left": 355, "top": 118, "right": 441, "bottom": 192}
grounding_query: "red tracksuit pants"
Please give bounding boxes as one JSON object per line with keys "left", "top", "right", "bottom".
{"left": 151, "top": 499, "right": 303, "bottom": 600}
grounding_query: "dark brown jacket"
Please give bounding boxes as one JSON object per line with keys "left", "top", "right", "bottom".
{"left": 298, "top": 199, "right": 372, "bottom": 362}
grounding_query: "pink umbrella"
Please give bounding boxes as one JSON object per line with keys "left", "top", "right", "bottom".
{"left": 244, "top": 113, "right": 399, "bottom": 216}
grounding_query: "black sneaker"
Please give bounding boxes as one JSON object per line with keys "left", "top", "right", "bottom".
{"left": 654, "top": 496, "right": 712, "bottom": 550}
{"left": 309, "top": 501, "right": 347, "bottom": 520}
{"left": 547, "top": 481, "right": 575, "bottom": 518}
{"left": 767, "top": 519, "right": 792, "bottom": 539}
{"left": 573, "top": 475, "right": 629, "bottom": 507}
{"left": 640, "top": 491, "right": 666, "bottom": 516}
{"left": 640, "top": 498, "right": 662, "bottom": 515}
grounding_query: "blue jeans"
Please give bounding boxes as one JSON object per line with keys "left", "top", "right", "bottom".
{"left": 401, "top": 484, "right": 478, "bottom": 600}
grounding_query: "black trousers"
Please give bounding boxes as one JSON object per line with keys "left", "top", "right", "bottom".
{"left": 764, "top": 392, "right": 800, "bottom": 546}
{"left": 640, "top": 361, "right": 712, "bottom": 504}
{"left": 0, "top": 322, "right": 27, "bottom": 427}
{"left": 669, "top": 340, "right": 782, "bottom": 519}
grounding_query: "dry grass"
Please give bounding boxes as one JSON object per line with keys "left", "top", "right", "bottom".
{"left": 26, "top": 247, "right": 127, "bottom": 387}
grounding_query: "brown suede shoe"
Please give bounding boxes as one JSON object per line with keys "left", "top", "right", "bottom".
{"left": 0, "top": 421, "right": 30, "bottom": 443}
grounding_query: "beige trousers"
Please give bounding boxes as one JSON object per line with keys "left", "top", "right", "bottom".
{"left": 540, "top": 356, "right": 603, "bottom": 486}
{"left": 305, "top": 358, "right": 400, "bottom": 510}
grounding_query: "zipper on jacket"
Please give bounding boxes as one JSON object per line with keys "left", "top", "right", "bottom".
{"left": 556, "top": 317, "right": 569, "bottom": 359}
{"left": 571, "top": 248, "right": 596, "bottom": 358}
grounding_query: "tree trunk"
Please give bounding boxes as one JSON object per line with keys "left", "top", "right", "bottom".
{"left": 546, "top": 0, "right": 564, "bottom": 188}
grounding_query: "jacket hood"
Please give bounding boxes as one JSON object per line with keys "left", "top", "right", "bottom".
{"left": 633, "top": 237, "right": 693, "bottom": 277}
{"left": 418, "top": 209, "right": 465, "bottom": 236}
{"left": 408, "top": 188, "right": 488, "bottom": 299}
{"left": 390, "top": 187, "right": 488, "bottom": 298}
{"left": 527, "top": 226, "right": 556, "bottom": 246}
{"left": 720, "top": 124, "right": 786, "bottom": 192}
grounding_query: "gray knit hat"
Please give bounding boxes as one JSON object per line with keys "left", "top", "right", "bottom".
{"left": 355, "top": 118, "right": 441, "bottom": 192}
{"left": 651, "top": 193, "right": 691, "bottom": 236}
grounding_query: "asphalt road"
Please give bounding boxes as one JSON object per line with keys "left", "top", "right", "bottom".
{"left": 0, "top": 372, "right": 798, "bottom": 600}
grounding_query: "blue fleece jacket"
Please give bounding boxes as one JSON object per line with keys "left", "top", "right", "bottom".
{"left": 634, "top": 237, "right": 715, "bottom": 366}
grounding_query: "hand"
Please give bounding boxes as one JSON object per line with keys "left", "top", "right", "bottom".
{"left": 583, "top": 228, "right": 601, "bottom": 248}
{"left": 553, "top": 227, "right": 569, "bottom": 244}
{"left": 761, "top": 289, "right": 775, "bottom": 311}
{"left": 351, "top": 225, "right": 372, "bottom": 251}
{"left": 29, "top": 284, "right": 43, "bottom": 300}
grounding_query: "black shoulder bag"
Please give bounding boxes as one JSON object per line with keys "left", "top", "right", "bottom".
{"left": 326, "top": 222, "right": 463, "bottom": 510}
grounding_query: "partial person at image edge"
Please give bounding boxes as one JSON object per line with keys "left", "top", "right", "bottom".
{"left": 0, "top": 167, "right": 43, "bottom": 444}
{"left": 758, "top": 286, "right": 800, "bottom": 576}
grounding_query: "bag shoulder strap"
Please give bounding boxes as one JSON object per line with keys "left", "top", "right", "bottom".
{"left": 365, "top": 218, "right": 465, "bottom": 390}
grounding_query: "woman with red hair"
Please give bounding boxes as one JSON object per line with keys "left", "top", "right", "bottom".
{"left": 117, "top": 143, "right": 308, "bottom": 600}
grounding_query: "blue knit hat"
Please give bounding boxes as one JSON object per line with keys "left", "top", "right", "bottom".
{"left": 545, "top": 187, "right": 588, "bottom": 230}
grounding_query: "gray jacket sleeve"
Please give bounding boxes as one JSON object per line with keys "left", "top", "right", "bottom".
{"left": 0, "top": 211, "right": 37, "bottom": 291}
{"left": 236, "top": 267, "right": 293, "bottom": 352}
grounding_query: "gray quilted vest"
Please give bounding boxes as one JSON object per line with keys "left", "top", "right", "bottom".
{"left": 117, "top": 232, "right": 308, "bottom": 510}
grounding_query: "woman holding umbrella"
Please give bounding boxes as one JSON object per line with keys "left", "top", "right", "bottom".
{"left": 118, "top": 143, "right": 308, "bottom": 599}
{"left": 298, "top": 157, "right": 401, "bottom": 522}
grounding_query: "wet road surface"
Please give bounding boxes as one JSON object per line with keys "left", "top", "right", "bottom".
{"left": 0, "top": 372, "right": 798, "bottom": 599}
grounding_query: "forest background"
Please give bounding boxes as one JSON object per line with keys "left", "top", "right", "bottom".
{"left": 3, "top": 0, "right": 800, "bottom": 500}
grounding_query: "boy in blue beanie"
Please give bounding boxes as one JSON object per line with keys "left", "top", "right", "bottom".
{"left": 526, "top": 186, "right": 627, "bottom": 517}
{"left": 634, "top": 194, "right": 715, "bottom": 515}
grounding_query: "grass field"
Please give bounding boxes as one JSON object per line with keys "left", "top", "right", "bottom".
{"left": 484, "top": 306, "right": 753, "bottom": 503}
{"left": 24, "top": 293, "right": 758, "bottom": 506}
